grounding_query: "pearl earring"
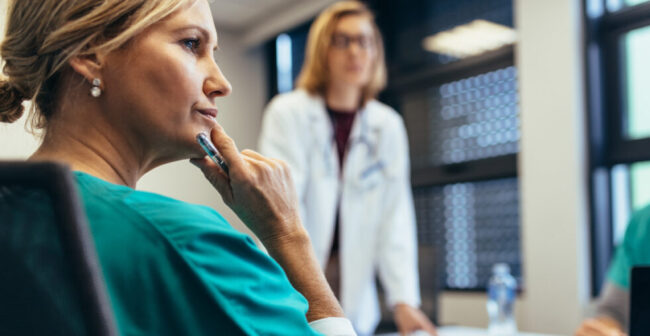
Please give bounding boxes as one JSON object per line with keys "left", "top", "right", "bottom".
{"left": 90, "top": 78, "right": 102, "bottom": 98}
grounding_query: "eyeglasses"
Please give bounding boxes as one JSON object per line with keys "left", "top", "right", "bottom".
{"left": 331, "top": 33, "right": 375, "bottom": 50}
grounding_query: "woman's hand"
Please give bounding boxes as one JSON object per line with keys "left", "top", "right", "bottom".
{"left": 574, "top": 317, "right": 627, "bottom": 336}
{"left": 191, "top": 125, "right": 345, "bottom": 322}
{"left": 394, "top": 303, "right": 438, "bottom": 336}
{"left": 191, "top": 125, "right": 304, "bottom": 246}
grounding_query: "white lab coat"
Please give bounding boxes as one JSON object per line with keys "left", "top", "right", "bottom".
{"left": 258, "top": 89, "right": 420, "bottom": 335}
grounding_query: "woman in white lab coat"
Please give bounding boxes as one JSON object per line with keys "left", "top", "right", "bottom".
{"left": 258, "top": 2, "right": 437, "bottom": 335}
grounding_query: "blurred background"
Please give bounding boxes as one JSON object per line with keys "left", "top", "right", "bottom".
{"left": 2, "top": 0, "right": 650, "bottom": 334}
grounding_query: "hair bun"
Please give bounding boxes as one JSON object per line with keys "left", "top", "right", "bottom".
{"left": 0, "top": 80, "right": 26, "bottom": 123}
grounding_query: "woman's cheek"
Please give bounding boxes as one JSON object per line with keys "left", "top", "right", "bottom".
{"left": 175, "top": 62, "right": 204, "bottom": 98}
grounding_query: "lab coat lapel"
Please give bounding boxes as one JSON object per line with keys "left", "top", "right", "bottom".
{"left": 343, "top": 105, "right": 375, "bottom": 185}
{"left": 307, "top": 94, "right": 338, "bottom": 177}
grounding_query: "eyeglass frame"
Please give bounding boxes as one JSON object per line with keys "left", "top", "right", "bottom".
{"left": 330, "top": 33, "right": 376, "bottom": 50}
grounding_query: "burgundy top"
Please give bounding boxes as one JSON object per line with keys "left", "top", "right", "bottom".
{"left": 327, "top": 106, "right": 357, "bottom": 255}
{"left": 328, "top": 107, "right": 357, "bottom": 170}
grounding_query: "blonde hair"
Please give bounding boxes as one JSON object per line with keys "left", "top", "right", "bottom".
{"left": 0, "top": 0, "right": 189, "bottom": 129}
{"left": 296, "top": 1, "right": 386, "bottom": 106}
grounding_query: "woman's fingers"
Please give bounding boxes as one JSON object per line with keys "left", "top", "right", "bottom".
{"left": 209, "top": 124, "right": 245, "bottom": 173}
{"left": 192, "top": 128, "right": 301, "bottom": 244}
{"left": 242, "top": 149, "right": 292, "bottom": 181}
{"left": 241, "top": 149, "right": 267, "bottom": 161}
{"left": 394, "top": 304, "right": 437, "bottom": 336}
{"left": 575, "top": 319, "right": 626, "bottom": 336}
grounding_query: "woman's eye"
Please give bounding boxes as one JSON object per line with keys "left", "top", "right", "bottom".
{"left": 182, "top": 38, "right": 200, "bottom": 52}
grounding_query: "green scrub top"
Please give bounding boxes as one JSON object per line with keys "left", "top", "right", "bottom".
{"left": 75, "top": 171, "right": 320, "bottom": 336}
{"left": 607, "top": 204, "right": 650, "bottom": 289}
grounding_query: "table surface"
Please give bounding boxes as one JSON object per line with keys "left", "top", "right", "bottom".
{"left": 376, "top": 326, "right": 561, "bottom": 336}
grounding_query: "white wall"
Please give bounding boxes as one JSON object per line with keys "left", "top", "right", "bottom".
{"left": 438, "top": 0, "right": 591, "bottom": 334}
{"left": 517, "top": 0, "right": 590, "bottom": 332}
{"left": 0, "top": 0, "right": 41, "bottom": 158}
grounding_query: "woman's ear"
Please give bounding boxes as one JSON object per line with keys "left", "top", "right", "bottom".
{"left": 68, "top": 53, "right": 106, "bottom": 84}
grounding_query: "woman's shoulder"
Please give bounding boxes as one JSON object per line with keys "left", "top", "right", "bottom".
{"left": 75, "top": 171, "right": 213, "bottom": 211}
{"left": 625, "top": 204, "right": 650, "bottom": 239}
{"left": 266, "top": 89, "right": 322, "bottom": 114}
{"left": 365, "top": 99, "right": 400, "bottom": 118}
{"left": 74, "top": 171, "right": 239, "bottom": 243}
{"left": 364, "top": 99, "right": 405, "bottom": 132}
{"left": 262, "top": 90, "right": 326, "bottom": 133}
{"left": 73, "top": 174, "right": 312, "bottom": 335}
{"left": 271, "top": 88, "right": 318, "bottom": 103}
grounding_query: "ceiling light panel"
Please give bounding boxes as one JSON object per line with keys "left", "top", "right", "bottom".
{"left": 422, "top": 20, "right": 517, "bottom": 59}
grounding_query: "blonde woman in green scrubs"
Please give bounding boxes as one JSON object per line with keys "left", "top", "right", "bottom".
{"left": 0, "top": 0, "right": 355, "bottom": 334}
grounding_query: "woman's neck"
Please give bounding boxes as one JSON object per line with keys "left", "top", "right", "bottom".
{"left": 27, "top": 72, "right": 160, "bottom": 188}
{"left": 28, "top": 102, "right": 154, "bottom": 189}
{"left": 325, "top": 84, "right": 361, "bottom": 112}
{"left": 30, "top": 127, "right": 144, "bottom": 188}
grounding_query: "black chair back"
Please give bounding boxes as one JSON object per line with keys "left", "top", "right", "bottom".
{"left": 630, "top": 266, "right": 650, "bottom": 336}
{"left": 0, "top": 161, "right": 118, "bottom": 336}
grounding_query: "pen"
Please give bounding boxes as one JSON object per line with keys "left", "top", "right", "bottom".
{"left": 196, "top": 132, "right": 229, "bottom": 174}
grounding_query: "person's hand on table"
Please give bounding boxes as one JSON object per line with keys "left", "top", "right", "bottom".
{"left": 394, "top": 303, "right": 438, "bottom": 336}
{"left": 574, "top": 317, "right": 627, "bottom": 336}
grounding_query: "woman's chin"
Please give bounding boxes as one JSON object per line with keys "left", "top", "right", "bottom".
{"left": 336, "top": 76, "right": 369, "bottom": 89}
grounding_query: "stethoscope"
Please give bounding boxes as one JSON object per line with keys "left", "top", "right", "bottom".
{"left": 316, "top": 108, "right": 384, "bottom": 181}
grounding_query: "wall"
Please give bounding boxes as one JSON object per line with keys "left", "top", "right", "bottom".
{"left": 438, "top": 0, "right": 591, "bottom": 334}
{"left": 517, "top": 0, "right": 590, "bottom": 331}
{"left": 0, "top": 0, "right": 41, "bottom": 158}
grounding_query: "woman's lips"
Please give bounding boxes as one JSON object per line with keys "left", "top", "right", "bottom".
{"left": 196, "top": 108, "right": 218, "bottom": 120}
{"left": 346, "top": 62, "right": 364, "bottom": 71}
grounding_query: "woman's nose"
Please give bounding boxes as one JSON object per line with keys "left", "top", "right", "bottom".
{"left": 346, "top": 41, "right": 366, "bottom": 58}
{"left": 204, "top": 62, "right": 232, "bottom": 98}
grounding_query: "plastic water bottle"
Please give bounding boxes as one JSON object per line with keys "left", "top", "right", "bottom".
{"left": 486, "top": 263, "right": 517, "bottom": 335}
